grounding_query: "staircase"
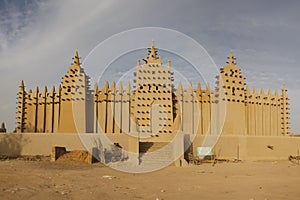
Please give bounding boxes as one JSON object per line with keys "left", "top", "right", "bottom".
{"left": 106, "top": 141, "right": 183, "bottom": 173}
{"left": 139, "top": 142, "right": 174, "bottom": 167}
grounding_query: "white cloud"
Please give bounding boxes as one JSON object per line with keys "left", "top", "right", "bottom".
{"left": 0, "top": 0, "right": 300, "bottom": 133}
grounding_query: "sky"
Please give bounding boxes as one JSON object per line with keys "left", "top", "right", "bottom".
{"left": 0, "top": 0, "right": 299, "bottom": 133}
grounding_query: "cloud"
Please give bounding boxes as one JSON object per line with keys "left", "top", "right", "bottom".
{"left": 0, "top": 0, "right": 300, "bottom": 133}
{"left": 0, "top": 0, "right": 119, "bottom": 131}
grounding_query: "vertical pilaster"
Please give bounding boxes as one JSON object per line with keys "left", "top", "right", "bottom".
{"left": 281, "top": 85, "right": 290, "bottom": 135}
{"left": 194, "top": 83, "right": 202, "bottom": 135}
{"left": 16, "top": 81, "right": 26, "bottom": 133}
{"left": 121, "top": 82, "right": 131, "bottom": 134}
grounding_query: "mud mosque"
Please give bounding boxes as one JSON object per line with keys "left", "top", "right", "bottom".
{"left": 16, "top": 41, "right": 290, "bottom": 138}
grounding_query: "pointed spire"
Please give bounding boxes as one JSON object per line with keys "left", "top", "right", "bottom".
{"left": 167, "top": 59, "right": 171, "bottom": 68}
{"left": 282, "top": 84, "right": 287, "bottom": 97}
{"left": 42, "top": 86, "right": 47, "bottom": 97}
{"left": 260, "top": 88, "right": 265, "bottom": 95}
{"left": 58, "top": 84, "right": 61, "bottom": 93}
{"left": 126, "top": 81, "right": 131, "bottom": 93}
{"left": 206, "top": 83, "right": 210, "bottom": 91}
{"left": 50, "top": 85, "right": 55, "bottom": 96}
{"left": 118, "top": 81, "right": 123, "bottom": 94}
{"left": 137, "top": 59, "right": 141, "bottom": 67}
{"left": 46, "top": 86, "right": 53, "bottom": 98}
{"left": 253, "top": 86, "right": 257, "bottom": 94}
{"left": 104, "top": 81, "right": 109, "bottom": 90}
{"left": 246, "top": 86, "right": 250, "bottom": 94}
{"left": 177, "top": 82, "right": 183, "bottom": 95}
{"left": 178, "top": 81, "right": 183, "bottom": 90}
{"left": 282, "top": 84, "right": 287, "bottom": 92}
{"left": 227, "top": 51, "right": 236, "bottom": 65}
{"left": 111, "top": 81, "right": 116, "bottom": 93}
{"left": 195, "top": 82, "right": 202, "bottom": 98}
{"left": 275, "top": 89, "right": 279, "bottom": 97}
{"left": 20, "top": 80, "right": 24, "bottom": 88}
{"left": 187, "top": 82, "right": 193, "bottom": 93}
{"left": 268, "top": 89, "right": 272, "bottom": 96}
{"left": 73, "top": 50, "right": 80, "bottom": 66}
{"left": 148, "top": 40, "right": 157, "bottom": 60}
{"left": 143, "top": 40, "right": 162, "bottom": 65}
{"left": 197, "top": 82, "right": 201, "bottom": 92}
{"left": 19, "top": 80, "right": 25, "bottom": 92}
{"left": 35, "top": 86, "right": 39, "bottom": 93}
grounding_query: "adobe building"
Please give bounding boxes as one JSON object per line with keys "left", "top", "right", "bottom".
{"left": 16, "top": 41, "right": 290, "bottom": 137}
{"left": 12, "top": 41, "right": 299, "bottom": 165}
{"left": 16, "top": 51, "right": 92, "bottom": 134}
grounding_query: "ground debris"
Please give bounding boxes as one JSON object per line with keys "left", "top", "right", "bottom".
{"left": 102, "top": 175, "right": 116, "bottom": 180}
{"left": 0, "top": 155, "right": 49, "bottom": 161}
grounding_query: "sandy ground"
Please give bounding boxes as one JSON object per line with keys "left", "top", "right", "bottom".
{"left": 0, "top": 157, "right": 300, "bottom": 200}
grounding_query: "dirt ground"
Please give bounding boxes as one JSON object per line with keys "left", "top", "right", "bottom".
{"left": 0, "top": 157, "right": 300, "bottom": 200}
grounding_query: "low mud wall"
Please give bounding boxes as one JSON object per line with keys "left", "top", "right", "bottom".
{"left": 1, "top": 133, "right": 300, "bottom": 161}
{"left": 0, "top": 133, "right": 138, "bottom": 156}
{"left": 187, "top": 135, "right": 300, "bottom": 161}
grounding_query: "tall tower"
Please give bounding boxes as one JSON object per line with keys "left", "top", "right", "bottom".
{"left": 16, "top": 80, "right": 26, "bottom": 133}
{"left": 133, "top": 41, "right": 174, "bottom": 137}
{"left": 217, "top": 52, "right": 246, "bottom": 135}
{"left": 281, "top": 85, "right": 290, "bottom": 135}
{"left": 58, "top": 51, "right": 91, "bottom": 133}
